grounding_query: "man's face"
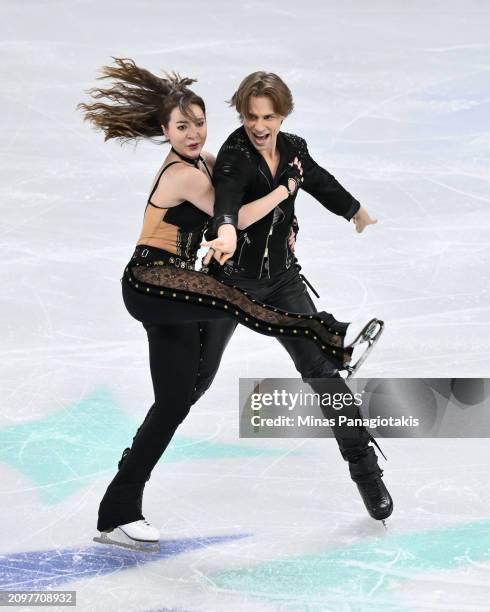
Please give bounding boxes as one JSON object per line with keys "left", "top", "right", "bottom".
{"left": 242, "top": 96, "right": 284, "bottom": 154}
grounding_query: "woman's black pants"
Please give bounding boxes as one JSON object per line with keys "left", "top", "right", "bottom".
{"left": 97, "top": 279, "right": 232, "bottom": 532}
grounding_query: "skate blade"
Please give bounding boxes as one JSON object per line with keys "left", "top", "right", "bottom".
{"left": 344, "top": 320, "right": 384, "bottom": 379}
{"left": 93, "top": 532, "right": 160, "bottom": 553}
{"left": 346, "top": 319, "right": 378, "bottom": 346}
{"left": 349, "top": 318, "right": 383, "bottom": 346}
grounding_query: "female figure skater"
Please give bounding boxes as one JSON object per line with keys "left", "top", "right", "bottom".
{"left": 78, "top": 58, "right": 354, "bottom": 552}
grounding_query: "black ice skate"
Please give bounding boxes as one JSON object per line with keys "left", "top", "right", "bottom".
{"left": 348, "top": 444, "right": 393, "bottom": 525}
{"left": 343, "top": 318, "right": 384, "bottom": 379}
{"left": 356, "top": 474, "right": 393, "bottom": 525}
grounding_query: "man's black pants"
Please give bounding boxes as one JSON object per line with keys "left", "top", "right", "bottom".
{"left": 195, "top": 264, "right": 373, "bottom": 460}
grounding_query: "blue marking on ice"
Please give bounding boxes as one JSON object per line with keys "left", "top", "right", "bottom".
{"left": 0, "top": 533, "right": 250, "bottom": 591}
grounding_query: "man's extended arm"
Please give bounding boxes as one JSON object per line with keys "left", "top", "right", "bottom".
{"left": 211, "top": 148, "right": 252, "bottom": 230}
{"left": 202, "top": 145, "right": 253, "bottom": 265}
{"left": 299, "top": 137, "right": 360, "bottom": 221}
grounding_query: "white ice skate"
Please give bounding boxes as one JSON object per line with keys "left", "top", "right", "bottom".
{"left": 93, "top": 519, "right": 160, "bottom": 553}
{"left": 342, "top": 318, "right": 384, "bottom": 379}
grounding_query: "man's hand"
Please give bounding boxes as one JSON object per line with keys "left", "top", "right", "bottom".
{"left": 352, "top": 206, "right": 378, "bottom": 233}
{"left": 202, "top": 224, "right": 237, "bottom": 266}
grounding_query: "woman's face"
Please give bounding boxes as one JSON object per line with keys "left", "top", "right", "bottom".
{"left": 163, "top": 104, "right": 207, "bottom": 159}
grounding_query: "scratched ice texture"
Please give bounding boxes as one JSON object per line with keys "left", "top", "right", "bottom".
{"left": 0, "top": 1, "right": 489, "bottom": 611}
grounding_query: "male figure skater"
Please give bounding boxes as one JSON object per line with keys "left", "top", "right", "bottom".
{"left": 201, "top": 71, "right": 393, "bottom": 522}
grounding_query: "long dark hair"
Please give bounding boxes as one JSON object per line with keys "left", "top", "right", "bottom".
{"left": 77, "top": 57, "right": 206, "bottom": 144}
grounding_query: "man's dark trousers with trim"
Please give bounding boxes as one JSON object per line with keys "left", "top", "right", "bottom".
{"left": 192, "top": 262, "right": 382, "bottom": 485}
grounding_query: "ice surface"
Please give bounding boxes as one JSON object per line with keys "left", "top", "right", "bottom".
{"left": 1, "top": 1, "right": 489, "bottom": 610}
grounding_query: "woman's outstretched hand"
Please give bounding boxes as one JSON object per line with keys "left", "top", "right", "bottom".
{"left": 352, "top": 206, "right": 378, "bottom": 233}
{"left": 202, "top": 224, "right": 237, "bottom": 266}
{"left": 280, "top": 157, "right": 303, "bottom": 196}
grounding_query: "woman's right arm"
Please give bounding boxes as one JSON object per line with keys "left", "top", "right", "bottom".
{"left": 237, "top": 186, "right": 289, "bottom": 230}
{"left": 173, "top": 169, "right": 292, "bottom": 229}
{"left": 173, "top": 169, "right": 291, "bottom": 230}
{"left": 237, "top": 158, "right": 303, "bottom": 229}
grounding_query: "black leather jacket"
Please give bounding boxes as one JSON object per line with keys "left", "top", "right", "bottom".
{"left": 210, "top": 126, "right": 360, "bottom": 279}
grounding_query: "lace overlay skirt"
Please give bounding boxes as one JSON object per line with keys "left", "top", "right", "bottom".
{"left": 124, "top": 260, "right": 352, "bottom": 368}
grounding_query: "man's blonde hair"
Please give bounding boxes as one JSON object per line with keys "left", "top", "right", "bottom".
{"left": 229, "top": 71, "right": 294, "bottom": 118}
